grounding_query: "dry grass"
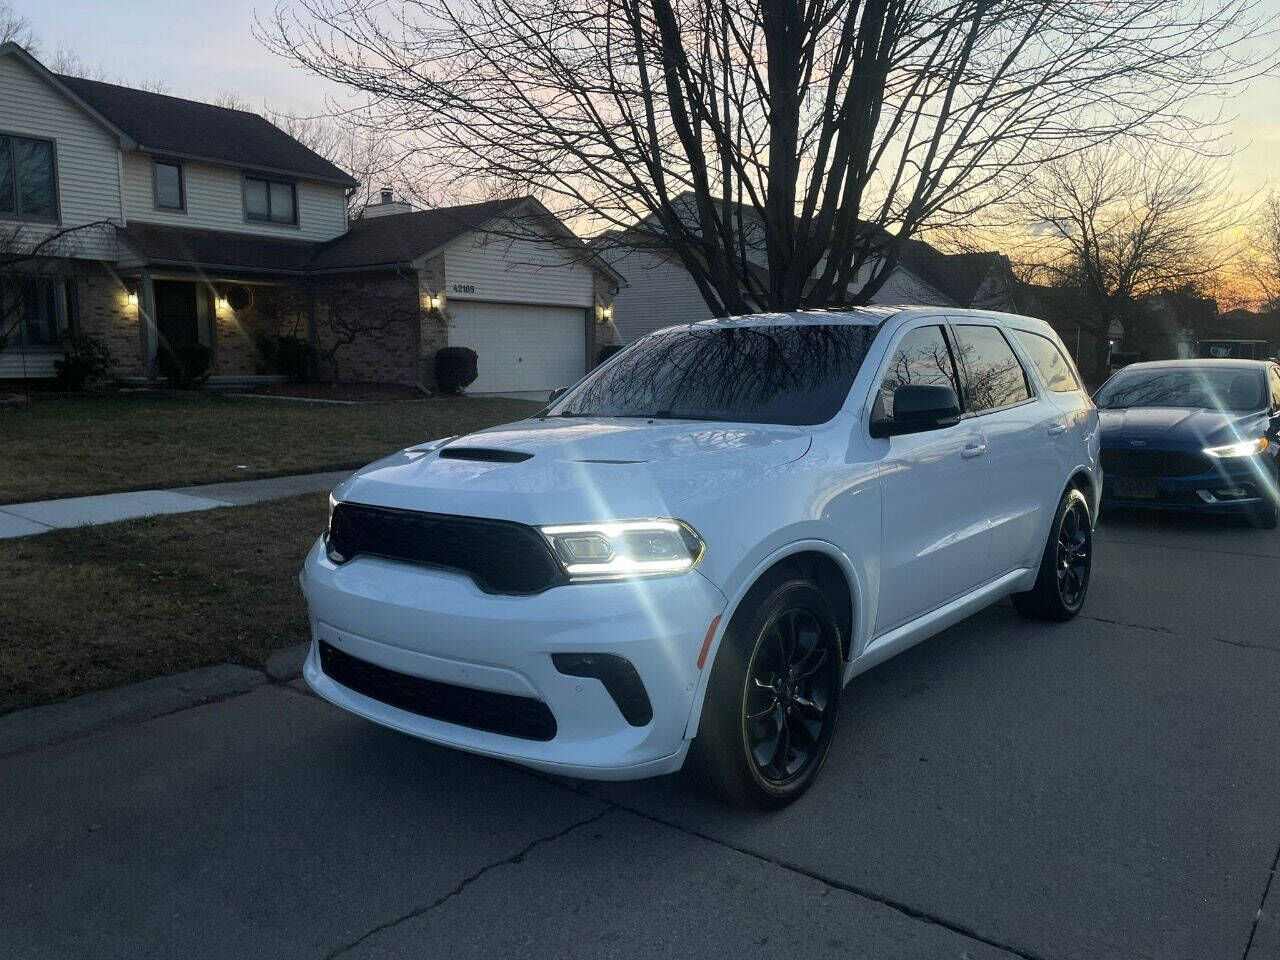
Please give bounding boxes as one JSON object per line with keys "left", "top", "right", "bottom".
{"left": 0, "top": 493, "right": 327, "bottom": 714}
{"left": 0, "top": 391, "right": 541, "bottom": 504}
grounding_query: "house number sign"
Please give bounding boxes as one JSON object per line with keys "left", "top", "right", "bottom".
{"left": 452, "top": 284, "right": 476, "bottom": 294}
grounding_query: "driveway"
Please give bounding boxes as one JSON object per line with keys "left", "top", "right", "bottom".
{"left": 3, "top": 512, "right": 1279, "bottom": 960}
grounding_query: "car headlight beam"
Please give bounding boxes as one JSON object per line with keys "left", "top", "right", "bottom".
{"left": 1203, "top": 437, "right": 1269, "bottom": 458}
{"left": 540, "top": 519, "right": 705, "bottom": 581}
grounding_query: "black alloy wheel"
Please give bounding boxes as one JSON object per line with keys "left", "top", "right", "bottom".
{"left": 1056, "top": 496, "right": 1091, "bottom": 608}
{"left": 744, "top": 607, "right": 834, "bottom": 783}
{"left": 1012, "top": 486, "right": 1092, "bottom": 621}
{"left": 689, "top": 575, "right": 844, "bottom": 810}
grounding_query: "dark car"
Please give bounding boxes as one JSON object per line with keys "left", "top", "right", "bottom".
{"left": 1095, "top": 359, "right": 1280, "bottom": 528}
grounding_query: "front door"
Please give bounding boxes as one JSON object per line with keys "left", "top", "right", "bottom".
{"left": 870, "top": 321, "right": 992, "bottom": 635}
{"left": 153, "top": 280, "right": 199, "bottom": 353}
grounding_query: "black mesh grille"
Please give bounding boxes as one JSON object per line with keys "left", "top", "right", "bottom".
{"left": 319, "top": 641, "right": 557, "bottom": 741}
{"left": 326, "top": 502, "right": 565, "bottom": 595}
{"left": 1100, "top": 448, "right": 1211, "bottom": 479}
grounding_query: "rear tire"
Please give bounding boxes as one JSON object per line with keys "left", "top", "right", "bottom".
{"left": 1012, "top": 487, "right": 1092, "bottom": 622}
{"left": 688, "top": 574, "right": 843, "bottom": 810}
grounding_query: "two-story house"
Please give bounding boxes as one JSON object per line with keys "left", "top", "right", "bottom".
{"left": 596, "top": 195, "right": 1016, "bottom": 345}
{"left": 0, "top": 43, "right": 621, "bottom": 393}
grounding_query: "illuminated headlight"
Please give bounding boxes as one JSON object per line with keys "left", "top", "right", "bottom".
{"left": 540, "top": 519, "right": 705, "bottom": 581}
{"left": 1203, "top": 437, "right": 1269, "bottom": 458}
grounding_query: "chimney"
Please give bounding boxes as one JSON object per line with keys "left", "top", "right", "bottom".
{"left": 364, "top": 188, "right": 415, "bottom": 219}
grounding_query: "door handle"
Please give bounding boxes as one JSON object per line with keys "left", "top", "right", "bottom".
{"left": 1047, "top": 423, "right": 1067, "bottom": 437}
{"left": 961, "top": 443, "right": 987, "bottom": 459}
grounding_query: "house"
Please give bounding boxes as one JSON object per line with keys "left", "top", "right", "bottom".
{"left": 597, "top": 198, "right": 1016, "bottom": 344}
{"left": 0, "top": 43, "right": 621, "bottom": 393}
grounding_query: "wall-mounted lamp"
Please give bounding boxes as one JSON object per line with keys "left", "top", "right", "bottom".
{"left": 127, "top": 290, "right": 139, "bottom": 307}
{"left": 216, "top": 295, "right": 230, "bottom": 312}
{"left": 597, "top": 304, "right": 613, "bottom": 323}
{"left": 429, "top": 293, "right": 442, "bottom": 311}
{"left": 125, "top": 280, "right": 139, "bottom": 307}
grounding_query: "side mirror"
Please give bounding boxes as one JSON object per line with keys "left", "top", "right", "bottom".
{"left": 870, "top": 384, "right": 962, "bottom": 438}
{"left": 547, "top": 387, "right": 567, "bottom": 405}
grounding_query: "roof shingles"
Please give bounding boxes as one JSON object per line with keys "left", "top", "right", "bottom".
{"left": 58, "top": 74, "right": 356, "bottom": 185}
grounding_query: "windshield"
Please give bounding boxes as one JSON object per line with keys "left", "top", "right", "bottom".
{"left": 551, "top": 323, "right": 879, "bottom": 426}
{"left": 1095, "top": 367, "right": 1265, "bottom": 412}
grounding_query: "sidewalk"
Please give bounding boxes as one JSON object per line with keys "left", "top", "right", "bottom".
{"left": 0, "top": 470, "right": 349, "bottom": 540}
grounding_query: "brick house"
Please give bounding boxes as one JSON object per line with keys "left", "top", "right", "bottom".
{"left": 0, "top": 43, "right": 621, "bottom": 393}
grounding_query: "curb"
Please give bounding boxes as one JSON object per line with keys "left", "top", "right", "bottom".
{"left": 0, "top": 664, "right": 265, "bottom": 757}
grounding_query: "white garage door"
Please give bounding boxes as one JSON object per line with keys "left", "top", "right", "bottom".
{"left": 448, "top": 300, "right": 586, "bottom": 393}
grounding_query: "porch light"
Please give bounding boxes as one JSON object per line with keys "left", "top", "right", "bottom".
{"left": 125, "top": 281, "right": 139, "bottom": 307}
{"left": 597, "top": 304, "right": 613, "bottom": 323}
{"left": 216, "top": 295, "right": 231, "bottom": 312}
{"left": 127, "top": 291, "right": 138, "bottom": 307}
{"left": 429, "top": 293, "right": 441, "bottom": 311}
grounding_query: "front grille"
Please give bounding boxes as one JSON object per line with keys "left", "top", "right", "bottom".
{"left": 318, "top": 641, "right": 557, "bottom": 741}
{"left": 1100, "top": 448, "right": 1211, "bottom": 479}
{"left": 327, "top": 502, "right": 565, "bottom": 595}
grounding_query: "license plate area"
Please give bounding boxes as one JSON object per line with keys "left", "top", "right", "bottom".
{"left": 1113, "top": 477, "right": 1159, "bottom": 500}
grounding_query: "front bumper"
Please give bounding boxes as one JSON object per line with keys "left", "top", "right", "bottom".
{"left": 1100, "top": 454, "right": 1275, "bottom": 512}
{"left": 299, "top": 538, "right": 727, "bottom": 780}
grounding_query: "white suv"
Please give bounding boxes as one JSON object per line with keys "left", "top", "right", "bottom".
{"left": 301, "top": 307, "right": 1100, "bottom": 809}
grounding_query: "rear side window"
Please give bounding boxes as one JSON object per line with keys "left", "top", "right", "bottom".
{"left": 1012, "top": 329, "right": 1080, "bottom": 393}
{"left": 873, "top": 324, "right": 963, "bottom": 422}
{"left": 953, "top": 324, "right": 1031, "bottom": 412}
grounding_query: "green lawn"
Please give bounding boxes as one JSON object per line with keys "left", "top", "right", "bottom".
{"left": 0, "top": 493, "right": 326, "bottom": 714}
{"left": 1, "top": 392, "right": 541, "bottom": 504}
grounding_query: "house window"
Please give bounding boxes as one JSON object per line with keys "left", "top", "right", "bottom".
{"left": 244, "top": 176, "right": 296, "bottom": 225}
{"left": 0, "top": 133, "right": 58, "bottom": 221}
{"left": 0, "top": 276, "right": 75, "bottom": 346}
{"left": 154, "top": 160, "right": 185, "bottom": 211}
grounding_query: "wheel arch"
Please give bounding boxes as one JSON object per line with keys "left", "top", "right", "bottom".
{"left": 684, "top": 539, "right": 865, "bottom": 740}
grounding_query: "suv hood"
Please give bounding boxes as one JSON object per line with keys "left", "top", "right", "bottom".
{"left": 1098, "top": 406, "right": 1267, "bottom": 447}
{"left": 335, "top": 417, "right": 813, "bottom": 524}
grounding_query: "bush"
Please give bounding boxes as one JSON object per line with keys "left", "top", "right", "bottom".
{"left": 55, "top": 333, "right": 115, "bottom": 390}
{"left": 434, "top": 346, "right": 479, "bottom": 395}
{"left": 257, "top": 334, "right": 317, "bottom": 382}
{"left": 275, "top": 335, "right": 317, "bottom": 382}
{"left": 596, "top": 344, "right": 625, "bottom": 366}
{"left": 158, "top": 343, "right": 212, "bottom": 389}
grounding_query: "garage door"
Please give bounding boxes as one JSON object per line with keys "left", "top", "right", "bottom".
{"left": 448, "top": 301, "right": 586, "bottom": 393}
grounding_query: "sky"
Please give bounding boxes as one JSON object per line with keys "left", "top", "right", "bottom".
{"left": 9, "top": 0, "right": 1280, "bottom": 198}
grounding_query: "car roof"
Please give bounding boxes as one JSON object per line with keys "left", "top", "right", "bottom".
{"left": 676, "top": 305, "right": 1055, "bottom": 332}
{"left": 1114, "top": 358, "right": 1272, "bottom": 372}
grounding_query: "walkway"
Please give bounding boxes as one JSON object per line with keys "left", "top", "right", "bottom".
{"left": 0, "top": 470, "right": 350, "bottom": 540}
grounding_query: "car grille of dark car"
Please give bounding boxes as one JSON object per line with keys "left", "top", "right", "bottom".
{"left": 326, "top": 502, "right": 566, "bottom": 595}
{"left": 318, "top": 641, "right": 558, "bottom": 741}
{"left": 1100, "top": 448, "right": 1211, "bottom": 479}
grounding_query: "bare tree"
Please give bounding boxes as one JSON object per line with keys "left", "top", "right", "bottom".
{"left": 261, "top": 108, "right": 397, "bottom": 218}
{"left": 260, "top": 0, "right": 1270, "bottom": 317}
{"left": 0, "top": 0, "right": 37, "bottom": 49}
{"left": 1009, "top": 145, "right": 1244, "bottom": 374}
{"left": 1242, "top": 193, "right": 1280, "bottom": 313}
{"left": 211, "top": 89, "right": 253, "bottom": 112}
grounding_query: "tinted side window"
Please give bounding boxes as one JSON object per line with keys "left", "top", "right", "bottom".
{"left": 954, "top": 324, "right": 1031, "bottom": 412}
{"left": 873, "top": 324, "right": 962, "bottom": 422}
{"left": 1012, "top": 329, "right": 1079, "bottom": 393}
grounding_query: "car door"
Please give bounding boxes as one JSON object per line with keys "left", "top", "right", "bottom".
{"left": 950, "top": 321, "right": 1059, "bottom": 579}
{"left": 870, "top": 321, "right": 992, "bottom": 635}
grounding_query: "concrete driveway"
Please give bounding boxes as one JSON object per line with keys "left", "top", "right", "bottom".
{"left": 3, "top": 511, "right": 1279, "bottom": 960}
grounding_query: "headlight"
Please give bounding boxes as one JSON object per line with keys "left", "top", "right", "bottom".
{"left": 539, "top": 519, "right": 705, "bottom": 581}
{"left": 1203, "top": 437, "right": 1269, "bottom": 458}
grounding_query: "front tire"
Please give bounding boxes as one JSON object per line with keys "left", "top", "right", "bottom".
{"left": 689, "top": 575, "right": 843, "bottom": 810}
{"left": 1012, "top": 487, "right": 1092, "bottom": 621}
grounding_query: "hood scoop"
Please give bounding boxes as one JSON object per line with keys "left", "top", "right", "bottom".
{"left": 438, "top": 447, "right": 533, "bottom": 463}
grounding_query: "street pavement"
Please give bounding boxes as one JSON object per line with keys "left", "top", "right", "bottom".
{"left": 3, "top": 510, "right": 1278, "bottom": 959}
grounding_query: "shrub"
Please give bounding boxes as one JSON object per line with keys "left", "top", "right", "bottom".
{"left": 55, "top": 333, "right": 115, "bottom": 390}
{"left": 158, "top": 343, "right": 212, "bottom": 389}
{"left": 434, "top": 346, "right": 479, "bottom": 395}
{"left": 274, "top": 335, "right": 317, "bottom": 382}
{"left": 257, "top": 334, "right": 317, "bottom": 382}
{"left": 596, "top": 344, "right": 625, "bottom": 366}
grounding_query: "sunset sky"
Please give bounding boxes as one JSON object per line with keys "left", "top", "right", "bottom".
{"left": 11, "top": 0, "right": 1279, "bottom": 198}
